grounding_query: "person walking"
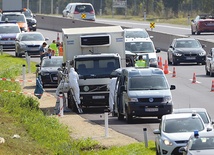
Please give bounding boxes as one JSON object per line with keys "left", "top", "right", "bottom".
{"left": 68, "top": 67, "right": 81, "bottom": 107}
{"left": 135, "top": 55, "right": 146, "bottom": 67}
{"left": 107, "top": 77, "right": 117, "bottom": 113}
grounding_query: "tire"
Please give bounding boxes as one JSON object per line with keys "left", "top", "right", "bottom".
{"left": 117, "top": 112, "right": 124, "bottom": 120}
{"left": 125, "top": 107, "right": 133, "bottom": 124}
{"left": 205, "top": 66, "right": 210, "bottom": 76}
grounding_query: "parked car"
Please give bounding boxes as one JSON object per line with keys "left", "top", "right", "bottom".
{"left": 153, "top": 113, "right": 212, "bottom": 155}
{"left": 36, "top": 56, "right": 63, "bottom": 87}
{"left": 124, "top": 28, "right": 153, "bottom": 40}
{"left": 23, "top": 8, "right": 37, "bottom": 31}
{"left": 173, "top": 108, "right": 214, "bottom": 129}
{"left": 191, "top": 14, "right": 214, "bottom": 35}
{"left": 0, "top": 22, "right": 21, "bottom": 49}
{"left": 1, "top": 11, "right": 28, "bottom": 32}
{"left": 62, "top": 3, "right": 96, "bottom": 21}
{"left": 114, "top": 67, "right": 176, "bottom": 123}
{"left": 167, "top": 38, "right": 206, "bottom": 65}
{"left": 205, "top": 47, "right": 214, "bottom": 77}
{"left": 15, "top": 32, "right": 49, "bottom": 57}
{"left": 179, "top": 131, "right": 214, "bottom": 155}
{"left": 125, "top": 38, "right": 160, "bottom": 67}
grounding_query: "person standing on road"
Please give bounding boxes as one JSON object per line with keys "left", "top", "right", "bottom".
{"left": 135, "top": 55, "right": 146, "bottom": 67}
{"left": 49, "top": 40, "right": 59, "bottom": 56}
{"left": 107, "top": 77, "right": 117, "bottom": 113}
{"left": 68, "top": 67, "right": 81, "bottom": 107}
{"left": 39, "top": 42, "right": 47, "bottom": 62}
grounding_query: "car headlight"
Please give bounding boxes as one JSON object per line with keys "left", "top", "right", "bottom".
{"left": 128, "top": 98, "right": 138, "bottom": 102}
{"left": 163, "top": 96, "right": 172, "bottom": 103}
{"left": 41, "top": 72, "right": 50, "bottom": 76}
{"left": 199, "top": 51, "right": 206, "bottom": 56}
{"left": 163, "top": 139, "right": 173, "bottom": 146}
{"left": 173, "top": 53, "right": 182, "bottom": 56}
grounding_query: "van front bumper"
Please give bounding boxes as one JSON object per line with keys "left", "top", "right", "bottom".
{"left": 128, "top": 102, "right": 173, "bottom": 117}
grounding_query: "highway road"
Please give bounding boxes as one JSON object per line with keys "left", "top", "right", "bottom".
{"left": 7, "top": 20, "right": 214, "bottom": 142}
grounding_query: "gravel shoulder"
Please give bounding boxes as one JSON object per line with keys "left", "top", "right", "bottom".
{"left": 21, "top": 73, "right": 138, "bottom": 147}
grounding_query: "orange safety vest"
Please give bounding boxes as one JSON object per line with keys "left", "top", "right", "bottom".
{"left": 59, "top": 46, "right": 63, "bottom": 56}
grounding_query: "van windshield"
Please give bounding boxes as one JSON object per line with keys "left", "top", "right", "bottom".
{"left": 75, "top": 57, "right": 120, "bottom": 79}
{"left": 129, "top": 75, "right": 169, "bottom": 90}
{"left": 125, "top": 42, "right": 154, "bottom": 53}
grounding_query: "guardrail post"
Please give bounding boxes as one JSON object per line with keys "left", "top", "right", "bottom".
{"left": 25, "top": 52, "right": 31, "bottom": 73}
{"left": 58, "top": 92, "right": 64, "bottom": 117}
{"left": 143, "top": 128, "right": 148, "bottom": 148}
{"left": 22, "top": 65, "right": 26, "bottom": 87}
{"left": 0, "top": 45, "right": 3, "bottom": 55}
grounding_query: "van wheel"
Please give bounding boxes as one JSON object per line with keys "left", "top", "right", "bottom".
{"left": 117, "top": 112, "right": 124, "bottom": 120}
{"left": 125, "top": 108, "right": 133, "bottom": 124}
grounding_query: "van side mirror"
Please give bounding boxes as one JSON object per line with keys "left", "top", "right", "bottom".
{"left": 170, "top": 85, "right": 176, "bottom": 90}
{"left": 156, "top": 48, "right": 161, "bottom": 53}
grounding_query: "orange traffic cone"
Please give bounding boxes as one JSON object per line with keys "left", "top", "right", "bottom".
{"left": 164, "top": 60, "right": 169, "bottom": 74}
{"left": 158, "top": 57, "right": 163, "bottom": 70}
{"left": 192, "top": 73, "right": 196, "bottom": 83}
{"left": 172, "top": 67, "right": 176, "bottom": 77}
{"left": 57, "top": 32, "right": 60, "bottom": 43}
{"left": 211, "top": 80, "right": 214, "bottom": 92}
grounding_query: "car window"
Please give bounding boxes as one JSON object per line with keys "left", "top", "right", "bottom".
{"left": 75, "top": 5, "right": 93, "bottom": 13}
{"left": 42, "top": 59, "right": 63, "bottom": 67}
{"left": 2, "top": 14, "right": 26, "bottom": 22}
{"left": 197, "top": 112, "right": 209, "bottom": 124}
{"left": 125, "top": 42, "right": 154, "bottom": 53}
{"left": 21, "top": 34, "right": 44, "bottom": 41}
{"left": 125, "top": 30, "right": 149, "bottom": 38}
{"left": 129, "top": 75, "right": 169, "bottom": 90}
{"left": 0, "top": 25, "right": 20, "bottom": 33}
{"left": 175, "top": 40, "right": 201, "bottom": 48}
{"left": 164, "top": 117, "right": 204, "bottom": 133}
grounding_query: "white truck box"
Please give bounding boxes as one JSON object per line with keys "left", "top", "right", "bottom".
{"left": 62, "top": 25, "right": 126, "bottom": 110}
{"left": 2, "top": 0, "right": 22, "bottom": 11}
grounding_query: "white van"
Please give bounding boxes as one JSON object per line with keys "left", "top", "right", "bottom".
{"left": 62, "top": 3, "right": 96, "bottom": 21}
{"left": 125, "top": 38, "right": 160, "bottom": 67}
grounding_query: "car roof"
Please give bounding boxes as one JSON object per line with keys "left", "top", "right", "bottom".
{"left": 163, "top": 113, "right": 201, "bottom": 120}
{"left": 122, "top": 67, "right": 164, "bottom": 77}
{"left": 0, "top": 23, "right": 19, "bottom": 26}
{"left": 19, "top": 32, "right": 42, "bottom": 35}
{"left": 173, "top": 108, "right": 207, "bottom": 113}
{"left": 175, "top": 38, "right": 197, "bottom": 41}
{"left": 42, "top": 56, "right": 63, "bottom": 60}
{"left": 125, "top": 38, "right": 152, "bottom": 42}
{"left": 124, "top": 28, "right": 148, "bottom": 31}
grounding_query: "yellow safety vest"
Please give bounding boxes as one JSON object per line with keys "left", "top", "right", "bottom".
{"left": 49, "top": 43, "right": 58, "bottom": 56}
{"left": 135, "top": 60, "right": 146, "bottom": 67}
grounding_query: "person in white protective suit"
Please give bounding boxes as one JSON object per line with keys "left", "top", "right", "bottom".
{"left": 107, "top": 77, "right": 117, "bottom": 113}
{"left": 68, "top": 67, "right": 81, "bottom": 106}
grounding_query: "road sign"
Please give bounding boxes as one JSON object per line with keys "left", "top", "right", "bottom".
{"left": 150, "top": 22, "right": 155, "bottom": 29}
{"left": 81, "top": 13, "right": 86, "bottom": 19}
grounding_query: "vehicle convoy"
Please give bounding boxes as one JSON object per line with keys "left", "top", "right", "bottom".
{"left": 113, "top": 67, "right": 176, "bottom": 123}
{"left": 61, "top": 25, "right": 126, "bottom": 111}
{"left": 153, "top": 113, "right": 212, "bottom": 155}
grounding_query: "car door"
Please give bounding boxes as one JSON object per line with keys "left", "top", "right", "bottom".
{"left": 206, "top": 49, "right": 213, "bottom": 72}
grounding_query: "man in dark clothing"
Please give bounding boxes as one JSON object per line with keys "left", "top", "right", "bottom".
{"left": 40, "top": 42, "right": 47, "bottom": 62}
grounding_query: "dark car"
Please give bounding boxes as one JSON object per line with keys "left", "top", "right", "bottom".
{"left": 167, "top": 38, "right": 206, "bottom": 65}
{"left": 191, "top": 14, "right": 214, "bottom": 35}
{"left": 36, "top": 56, "right": 63, "bottom": 87}
{"left": 23, "top": 8, "right": 37, "bottom": 31}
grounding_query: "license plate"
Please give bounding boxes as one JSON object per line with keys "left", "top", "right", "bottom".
{"left": 92, "top": 96, "right": 105, "bottom": 99}
{"left": 53, "top": 77, "right": 58, "bottom": 80}
{"left": 186, "top": 57, "right": 196, "bottom": 60}
{"left": 29, "top": 47, "right": 39, "bottom": 51}
{"left": 145, "top": 108, "right": 158, "bottom": 112}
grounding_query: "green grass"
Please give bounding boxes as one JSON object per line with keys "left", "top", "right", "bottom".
{"left": 0, "top": 53, "right": 156, "bottom": 155}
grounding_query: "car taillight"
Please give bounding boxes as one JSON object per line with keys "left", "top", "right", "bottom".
{"left": 74, "top": 11, "right": 79, "bottom": 14}
{"left": 90, "top": 11, "right": 94, "bottom": 14}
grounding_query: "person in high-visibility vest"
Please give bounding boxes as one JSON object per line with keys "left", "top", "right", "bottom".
{"left": 135, "top": 55, "right": 146, "bottom": 67}
{"left": 49, "top": 40, "right": 59, "bottom": 56}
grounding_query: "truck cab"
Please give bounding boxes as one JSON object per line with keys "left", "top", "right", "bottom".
{"left": 114, "top": 67, "right": 176, "bottom": 123}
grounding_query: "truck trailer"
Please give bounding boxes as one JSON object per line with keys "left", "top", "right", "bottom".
{"left": 62, "top": 25, "right": 126, "bottom": 111}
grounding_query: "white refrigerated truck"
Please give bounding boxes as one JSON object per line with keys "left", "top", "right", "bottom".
{"left": 62, "top": 25, "right": 126, "bottom": 111}
{"left": 2, "top": 0, "right": 22, "bottom": 11}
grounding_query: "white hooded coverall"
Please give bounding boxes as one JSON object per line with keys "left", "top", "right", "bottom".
{"left": 69, "top": 68, "right": 81, "bottom": 105}
{"left": 107, "top": 77, "right": 117, "bottom": 112}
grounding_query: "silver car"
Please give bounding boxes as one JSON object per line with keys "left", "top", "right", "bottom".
{"left": 62, "top": 3, "right": 96, "bottom": 21}
{"left": 153, "top": 113, "right": 212, "bottom": 155}
{"left": 205, "top": 48, "right": 214, "bottom": 77}
{"left": 15, "top": 32, "right": 48, "bottom": 57}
